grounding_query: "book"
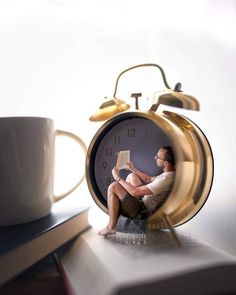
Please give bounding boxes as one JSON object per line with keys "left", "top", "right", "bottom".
{"left": 0, "top": 195, "right": 90, "bottom": 287}
{"left": 0, "top": 254, "right": 67, "bottom": 295}
{"left": 55, "top": 225, "right": 236, "bottom": 295}
{"left": 115, "top": 150, "right": 130, "bottom": 170}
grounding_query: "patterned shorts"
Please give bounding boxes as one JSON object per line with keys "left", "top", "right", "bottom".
{"left": 120, "top": 194, "right": 147, "bottom": 219}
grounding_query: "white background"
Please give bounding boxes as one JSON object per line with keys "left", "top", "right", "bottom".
{"left": 0, "top": 0, "right": 236, "bottom": 254}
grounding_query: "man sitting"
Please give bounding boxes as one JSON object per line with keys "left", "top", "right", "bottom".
{"left": 98, "top": 146, "right": 175, "bottom": 236}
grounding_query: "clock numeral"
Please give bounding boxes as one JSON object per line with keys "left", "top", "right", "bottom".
{"left": 114, "top": 135, "right": 120, "bottom": 144}
{"left": 102, "top": 162, "right": 107, "bottom": 169}
{"left": 105, "top": 147, "right": 112, "bottom": 156}
{"left": 128, "top": 128, "right": 136, "bottom": 137}
{"left": 106, "top": 177, "right": 111, "bottom": 186}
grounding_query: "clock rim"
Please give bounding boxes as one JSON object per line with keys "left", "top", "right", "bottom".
{"left": 85, "top": 110, "right": 214, "bottom": 229}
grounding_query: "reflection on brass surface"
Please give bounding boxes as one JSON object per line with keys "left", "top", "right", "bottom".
{"left": 86, "top": 109, "right": 213, "bottom": 229}
{"left": 150, "top": 89, "right": 200, "bottom": 112}
{"left": 147, "top": 110, "right": 213, "bottom": 229}
{"left": 89, "top": 98, "right": 130, "bottom": 121}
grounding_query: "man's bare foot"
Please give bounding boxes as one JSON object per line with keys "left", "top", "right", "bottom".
{"left": 98, "top": 226, "right": 116, "bottom": 236}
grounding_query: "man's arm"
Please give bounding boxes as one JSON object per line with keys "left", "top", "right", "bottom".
{"left": 112, "top": 167, "right": 152, "bottom": 198}
{"left": 126, "top": 162, "right": 156, "bottom": 183}
{"left": 118, "top": 178, "right": 153, "bottom": 198}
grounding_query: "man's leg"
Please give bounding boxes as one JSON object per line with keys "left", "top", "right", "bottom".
{"left": 98, "top": 182, "right": 127, "bottom": 236}
{"left": 126, "top": 172, "right": 143, "bottom": 186}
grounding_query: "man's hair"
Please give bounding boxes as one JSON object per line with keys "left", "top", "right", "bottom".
{"left": 162, "top": 146, "right": 175, "bottom": 166}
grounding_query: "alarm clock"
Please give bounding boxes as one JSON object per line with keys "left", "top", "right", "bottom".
{"left": 85, "top": 63, "right": 214, "bottom": 231}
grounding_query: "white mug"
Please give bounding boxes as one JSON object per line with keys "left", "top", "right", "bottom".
{"left": 0, "top": 117, "right": 87, "bottom": 226}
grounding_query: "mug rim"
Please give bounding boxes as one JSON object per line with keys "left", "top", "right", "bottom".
{"left": 0, "top": 116, "right": 53, "bottom": 121}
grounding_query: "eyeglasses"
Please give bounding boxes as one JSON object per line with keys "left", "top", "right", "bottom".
{"left": 154, "top": 155, "right": 166, "bottom": 161}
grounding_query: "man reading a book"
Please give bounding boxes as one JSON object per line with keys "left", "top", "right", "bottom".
{"left": 98, "top": 146, "right": 175, "bottom": 236}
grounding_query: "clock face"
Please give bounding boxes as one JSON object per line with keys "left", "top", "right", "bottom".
{"left": 88, "top": 113, "right": 172, "bottom": 208}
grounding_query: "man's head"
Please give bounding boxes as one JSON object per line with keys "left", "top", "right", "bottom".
{"left": 155, "top": 146, "right": 175, "bottom": 171}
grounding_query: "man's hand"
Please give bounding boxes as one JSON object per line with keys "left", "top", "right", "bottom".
{"left": 126, "top": 161, "right": 137, "bottom": 173}
{"left": 112, "top": 167, "right": 120, "bottom": 180}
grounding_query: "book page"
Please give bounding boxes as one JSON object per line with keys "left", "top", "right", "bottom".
{"left": 116, "top": 150, "right": 130, "bottom": 170}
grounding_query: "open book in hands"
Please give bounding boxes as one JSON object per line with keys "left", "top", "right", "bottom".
{"left": 115, "top": 150, "right": 130, "bottom": 170}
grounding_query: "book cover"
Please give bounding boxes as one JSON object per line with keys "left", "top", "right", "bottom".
{"left": 0, "top": 196, "right": 90, "bottom": 287}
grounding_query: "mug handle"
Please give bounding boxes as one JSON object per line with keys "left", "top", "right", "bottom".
{"left": 53, "top": 130, "right": 87, "bottom": 201}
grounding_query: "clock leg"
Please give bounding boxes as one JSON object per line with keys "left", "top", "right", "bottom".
{"left": 162, "top": 213, "right": 181, "bottom": 247}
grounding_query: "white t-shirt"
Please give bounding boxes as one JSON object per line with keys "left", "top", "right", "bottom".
{"left": 143, "top": 171, "right": 175, "bottom": 214}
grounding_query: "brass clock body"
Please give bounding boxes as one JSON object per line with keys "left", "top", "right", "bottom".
{"left": 86, "top": 110, "right": 213, "bottom": 229}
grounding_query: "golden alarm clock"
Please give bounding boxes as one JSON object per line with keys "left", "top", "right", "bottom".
{"left": 85, "top": 63, "right": 214, "bottom": 232}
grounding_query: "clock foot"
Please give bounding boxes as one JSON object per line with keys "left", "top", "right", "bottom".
{"left": 162, "top": 213, "right": 181, "bottom": 247}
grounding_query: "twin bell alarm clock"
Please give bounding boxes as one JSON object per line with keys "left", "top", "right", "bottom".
{"left": 85, "top": 63, "right": 213, "bottom": 233}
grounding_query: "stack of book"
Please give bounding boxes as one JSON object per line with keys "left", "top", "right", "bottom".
{"left": 0, "top": 195, "right": 90, "bottom": 288}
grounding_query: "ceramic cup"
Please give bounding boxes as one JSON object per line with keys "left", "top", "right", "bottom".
{"left": 0, "top": 117, "right": 87, "bottom": 226}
